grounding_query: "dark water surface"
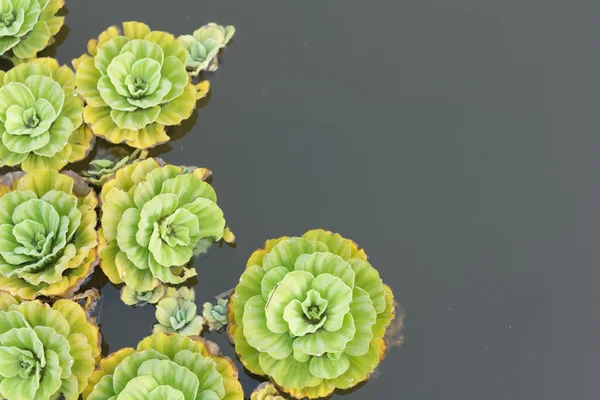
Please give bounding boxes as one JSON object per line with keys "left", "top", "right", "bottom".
{"left": 42, "top": 0, "right": 600, "bottom": 398}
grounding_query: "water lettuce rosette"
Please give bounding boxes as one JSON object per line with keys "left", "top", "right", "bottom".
{"left": 82, "top": 332, "right": 244, "bottom": 400}
{"left": 203, "top": 298, "right": 228, "bottom": 331}
{"left": 120, "top": 283, "right": 165, "bottom": 307}
{"left": 99, "top": 158, "right": 230, "bottom": 292}
{"left": 228, "top": 229, "right": 395, "bottom": 399}
{"left": 0, "top": 58, "right": 92, "bottom": 171}
{"left": 154, "top": 294, "right": 204, "bottom": 337}
{"left": 0, "top": 169, "right": 98, "bottom": 300}
{"left": 0, "top": 291, "right": 101, "bottom": 400}
{"left": 74, "top": 21, "right": 207, "bottom": 149}
{"left": 177, "top": 23, "right": 235, "bottom": 75}
{"left": 0, "top": 0, "right": 65, "bottom": 61}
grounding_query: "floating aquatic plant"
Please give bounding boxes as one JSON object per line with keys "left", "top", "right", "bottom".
{"left": 0, "top": 58, "right": 92, "bottom": 171}
{"left": 251, "top": 382, "right": 286, "bottom": 400}
{"left": 228, "top": 229, "right": 396, "bottom": 399}
{"left": 74, "top": 21, "right": 210, "bottom": 149}
{"left": 82, "top": 332, "right": 244, "bottom": 400}
{"left": 0, "top": 169, "right": 98, "bottom": 300}
{"left": 203, "top": 298, "right": 228, "bottom": 331}
{"left": 177, "top": 23, "right": 235, "bottom": 75}
{"left": 121, "top": 283, "right": 166, "bottom": 306}
{"left": 99, "top": 158, "right": 232, "bottom": 293}
{"left": 154, "top": 287, "right": 204, "bottom": 336}
{"left": 82, "top": 148, "right": 148, "bottom": 187}
{"left": 0, "top": 0, "right": 65, "bottom": 61}
{"left": 0, "top": 291, "right": 101, "bottom": 400}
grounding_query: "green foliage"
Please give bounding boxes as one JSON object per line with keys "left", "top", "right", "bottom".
{"left": 0, "top": 0, "right": 65, "bottom": 61}
{"left": 251, "top": 382, "right": 286, "bottom": 400}
{"left": 0, "top": 58, "right": 92, "bottom": 171}
{"left": 0, "top": 169, "right": 98, "bottom": 300}
{"left": 82, "top": 333, "right": 244, "bottom": 400}
{"left": 154, "top": 297, "right": 204, "bottom": 337}
{"left": 74, "top": 21, "right": 203, "bottom": 149}
{"left": 82, "top": 149, "right": 148, "bottom": 187}
{"left": 177, "top": 23, "right": 235, "bottom": 75}
{"left": 98, "top": 158, "right": 227, "bottom": 293}
{"left": 228, "top": 230, "right": 396, "bottom": 399}
{"left": 0, "top": 292, "right": 101, "bottom": 400}
{"left": 203, "top": 298, "right": 228, "bottom": 331}
{"left": 121, "top": 283, "right": 166, "bottom": 306}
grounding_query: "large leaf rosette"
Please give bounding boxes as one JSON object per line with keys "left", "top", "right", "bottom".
{"left": 0, "top": 292, "right": 101, "bottom": 400}
{"left": 0, "top": 0, "right": 65, "bottom": 60}
{"left": 0, "top": 58, "right": 92, "bottom": 171}
{"left": 228, "top": 230, "right": 396, "bottom": 399}
{"left": 99, "top": 158, "right": 228, "bottom": 292}
{"left": 82, "top": 332, "right": 243, "bottom": 400}
{"left": 0, "top": 169, "right": 98, "bottom": 299}
{"left": 74, "top": 21, "right": 204, "bottom": 149}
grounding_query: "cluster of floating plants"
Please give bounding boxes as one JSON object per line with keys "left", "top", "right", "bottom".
{"left": 0, "top": 3, "right": 399, "bottom": 400}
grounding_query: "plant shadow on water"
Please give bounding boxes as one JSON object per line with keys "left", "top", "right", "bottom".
{"left": 149, "top": 90, "right": 212, "bottom": 157}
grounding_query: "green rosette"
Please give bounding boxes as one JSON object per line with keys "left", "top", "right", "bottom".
{"left": 0, "top": 0, "right": 65, "bottom": 61}
{"left": 0, "top": 292, "right": 101, "bottom": 400}
{"left": 0, "top": 58, "right": 92, "bottom": 171}
{"left": 154, "top": 296, "right": 204, "bottom": 337}
{"left": 120, "top": 283, "right": 166, "bottom": 307}
{"left": 82, "top": 332, "right": 244, "bottom": 400}
{"left": 228, "top": 229, "right": 396, "bottom": 399}
{"left": 74, "top": 21, "right": 208, "bottom": 149}
{"left": 251, "top": 382, "right": 285, "bottom": 400}
{"left": 177, "top": 23, "right": 235, "bottom": 75}
{"left": 99, "top": 158, "right": 231, "bottom": 293}
{"left": 0, "top": 169, "right": 98, "bottom": 300}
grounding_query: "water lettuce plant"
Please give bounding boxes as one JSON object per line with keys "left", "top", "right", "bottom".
{"left": 177, "top": 23, "right": 235, "bottom": 75}
{"left": 154, "top": 287, "right": 204, "bottom": 336}
{"left": 251, "top": 382, "right": 285, "bottom": 400}
{"left": 203, "top": 298, "right": 228, "bottom": 331}
{"left": 228, "top": 229, "right": 396, "bottom": 399}
{"left": 82, "top": 332, "right": 244, "bottom": 400}
{"left": 82, "top": 148, "right": 148, "bottom": 187}
{"left": 0, "top": 58, "right": 93, "bottom": 171}
{"left": 74, "top": 21, "right": 208, "bottom": 149}
{"left": 121, "top": 283, "right": 166, "bottom": 307}
{"left": 0, "top": 169, "right": 98, "bottom": 299}
{"left": 0, "top": 291, "right": 101, "bottom": 400}
{"left": 0, "top": 0, "right": 65, "bottom": 61}
{"left": 99, "top": 158, "right": 230, "bottom": 293}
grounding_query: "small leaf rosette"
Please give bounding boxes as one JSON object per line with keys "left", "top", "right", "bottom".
{"left": 82, "top": 332, "right": 244, "bottom": 400}
{"left": 177, "top": 23, "right": 235, "bottom": 75}
{"left": 74, "top": 21, "right": 202, "bottom": 149}
{"left": 120, "top": 283, "right": 166, "bottom": 307}
{"left": 0, "top": 58, "right": 92, "bottom": 171}
{"left": 0, "top": 291, "right": 101, "bottom": 400}
{"left": 0, "top": 169, "right": 98, "bottom": 299}
{"left": 99, "top": 158, "right": 228, "bottom": 292}
{"left": 228, "top": 230, "right": 396, "bottom": 399}
{"left": 154, "top": 295, "right": 204, "bottom": 337}
{"left": 203, "top": 298, "right": 228, "bottom": 331}
{"left": 0, "top": 0, "right": 65, "bottom": 60}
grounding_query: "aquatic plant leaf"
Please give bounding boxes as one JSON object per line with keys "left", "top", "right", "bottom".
{"left": 83, "top": 333, "right": 243, "bottom": 400}
{"left": 0, "top": 293, "right": 100, "bottom": 400}
{"left": 0, "top": 60, "right": 87, "bottom": 171}
{"left": 177, "top": 23, "right": 235, "bottom": 76}
{"left": 99, "top": 159, "right": 228, "bottom": 295}
{"left": 75, "top": 22, "right": 202, "bottom": 149}
{"left": 0, "top": 0, "right": 63, "bottom": 61}
{"left": 0, "top": 169, "right": 98, "bottom": 299}
{"left": 228, "top": 230, "right": 396, "bottom": 398}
